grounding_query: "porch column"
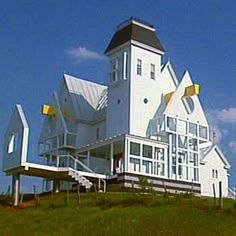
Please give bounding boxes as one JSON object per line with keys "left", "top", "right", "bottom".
{"left": 110, "top": 143, "right": 114, "bottom": 175}
{"left": 12, "top": 173, "right": 20, "bottom": 207}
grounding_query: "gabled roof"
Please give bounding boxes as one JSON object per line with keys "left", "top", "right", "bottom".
{"left": 163, "top": 70, "right": 208, "bottom": 126}
{"left": 104, "top": 17, "right": 165, "bottom": 54}
{"left": 64, "top": 74, "right": 107, "bottom": 122}
{"left": 201, "top": 144, "right": 231, "bottom": 169}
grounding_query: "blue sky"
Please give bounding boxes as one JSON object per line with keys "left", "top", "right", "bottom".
{"left": 0, "top": 0, "right": 236, "bottom": 192}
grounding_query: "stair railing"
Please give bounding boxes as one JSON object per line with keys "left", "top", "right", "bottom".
{"left": 57, "top": 154, "right": 106, "bottom": 192}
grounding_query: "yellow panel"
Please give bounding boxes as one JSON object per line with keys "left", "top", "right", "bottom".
{"left": 165, "top": 92, "right": 174, "bottom": 104}
{"left": 42, "top": 105, "right": 55, "bottom": 116}
{"left": 184, "top": 84, "right": 200, "bottom": 97}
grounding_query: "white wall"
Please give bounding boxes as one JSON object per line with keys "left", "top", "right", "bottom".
{"left": 129, "top": 45, "right": 176, "bottom": 137}
{"left": 3, "top": 105, "right": 29, "bottom": 171}
{"left": 106, "top": 46, "right": 131, "bottom": 137}
{"left": 200, "top": 148, "right": 229, "bottom": 197}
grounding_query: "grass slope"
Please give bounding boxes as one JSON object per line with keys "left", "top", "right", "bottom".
{"left": 1, "top": 192, "right": 236, "bottom": 236}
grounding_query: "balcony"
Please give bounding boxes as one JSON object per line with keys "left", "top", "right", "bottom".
{"left": 38, "top": 132, "right": 77, "bottom": 156}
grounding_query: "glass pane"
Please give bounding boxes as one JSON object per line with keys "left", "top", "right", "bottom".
{"left": 142, "top": 160, "right": 152, "bottom": 174}
{"left": 130, "top": 142, "right": 140, "bottom": 156}
{"left": 143, "top": 144, "right": 152, "bottom": 158}
{"left": 167, "top": 117, "right": 176, "bottom": 131}
{"left": 130, "top": 157, "right": 140, "bottom": 172}
{"left": 154, "top": 147, "right": 164, "bottom": 161}
{"left": 199, "top": 125, "right": 208, "bottom": 139}
{"left": 189, "top": 122, "right": 197, "bottom": 136}
{"left": 178, "top": 135, "right": 187, "bottom": 149}
{"left": 189, "top": 138, "right": 198, "bottom": 151}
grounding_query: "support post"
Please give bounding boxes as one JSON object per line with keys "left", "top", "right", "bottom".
{"left": 213, "top": 183, "right": 216, "bottom": 206}
{"left": 219, "top": 181, "right": 223, "bottom": 209}
{"left": 110, "top": 143, "right": 114, "bottom": 175}
{"left": 53, "top": 179, "right": 60, "bottom": 193}
{"left": 87, "top": 150, "right": 90, "bottom": 168}
{"left": 12, "top": 173, "right": 20, "bottom": 207}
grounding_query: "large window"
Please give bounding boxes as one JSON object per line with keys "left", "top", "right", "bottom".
{"left": 137, "top": 59, "right": 142, "bottom": 75}
{"left": 150, "top": 64, "right": 155, "bottom": 79}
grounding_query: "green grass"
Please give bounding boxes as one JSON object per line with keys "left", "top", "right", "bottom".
{"left": 1, "top": 192, "right": 236, "bottom": 236}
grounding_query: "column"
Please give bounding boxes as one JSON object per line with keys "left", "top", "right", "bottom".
{"left": 110, "top": 143, "right": 114, "bottom": 175}
{"left": 12, "top": 173, "right": 20, "bottom": 207}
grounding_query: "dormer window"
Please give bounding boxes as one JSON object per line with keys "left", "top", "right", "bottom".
{"left": 137, "top": 59, "right": 142, "bottom": 75}
{"left": 150, "top": 64, "right": 155, "bottom": 79}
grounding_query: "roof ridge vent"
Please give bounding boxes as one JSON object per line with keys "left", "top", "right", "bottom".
{"left": 117, "top": 17, "right": 155, "bottom": 31}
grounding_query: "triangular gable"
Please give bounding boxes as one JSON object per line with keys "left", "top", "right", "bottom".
{"left": 3, "top": 105, "right": 29, "bottom": 172}
{"left": 201, "top": 145, "right": 230, "bottom": 169}
{"left": 163, "top": 70, "right": 208, "bottom": 126}
{"left": 151, "top": 61, "right": 178, "bottom": 118}
{"left": 161, "top": 61, "right": 179, "bottom": 88}
{"left": 39, "top": 92, "right": 68, "bottom": 142}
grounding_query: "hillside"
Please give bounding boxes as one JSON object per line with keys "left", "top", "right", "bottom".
{"left": 0, "top": 192, "right": 236, "bottom": 235}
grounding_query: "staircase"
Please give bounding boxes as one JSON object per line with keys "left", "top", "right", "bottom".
{"left": 57, "top": 154, "right": 106, "bottom": 192}
{"left": 68, "top": 169, "right": 93, "bottom": 189}
{"left": 228, "top": 187, "right": 236, "bottom": 199}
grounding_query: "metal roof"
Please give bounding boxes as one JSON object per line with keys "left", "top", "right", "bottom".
{"left": 105, "top": 19, "right": 165, "bottom": 54}
{"left": 64, "top": 74, "right": 107, "bottom": 122}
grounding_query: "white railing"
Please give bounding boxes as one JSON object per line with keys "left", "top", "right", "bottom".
{"left": 38, "top": 132, "right": 77, "bottom": 155}
{"left": 228, "top": 187, "right": 236, "bottom": 199}
{"left": 57, "top": 154, "right": 106, "bottom": 192}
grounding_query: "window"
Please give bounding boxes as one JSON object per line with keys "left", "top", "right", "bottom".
{"left": 123, "top": 52, "right": 128, "bottom": 80}
{"left": 110, "top": 59, "right": 118, "bottom": 82}
{"left": 142, "top": 160, "right": 152, "bottom": 174}
{"left": 150, "top": 64, "right": 155, "bottom": 79}
{"left": 130, "top": 142, "right": 140, "bottom": 156}
{"left": 199, "top": 125, "right": 208, "bottom": 139}
{"left": 137, "top": 59, "right": 142, "bottom": 75}
{"left": 142, "top": 145, "right": 152, "bottom": 158}
{"left": 189, "top": 122, "right": 197, "bottom": 136}
{"left": 212, "top": 169, "right": 218, "bottom": 179}
{"left": 8, "top": 132, "right": 18, "bottom": 154}
{"left": 189, "top": 138, "right": 198, "bottom": 151}
{"left": 130, "top": 158, "right": 140, "bottom": 172}
{"left": 154, "top": 147, "right": 164, "bottom": 161}
{"left": 178, "top": 135, "right": 187, "bottom": 149}
{"left": 167, "top": 116, "right": 176, "bottom": 131}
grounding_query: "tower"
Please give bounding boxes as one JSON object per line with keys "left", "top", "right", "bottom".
{"left": 105, "top": 17, "right": 166, "bottom": 137}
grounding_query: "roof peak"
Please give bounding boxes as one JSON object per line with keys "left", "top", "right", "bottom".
{"left": 117, "top": 17, "right": 155, "bottom": 32}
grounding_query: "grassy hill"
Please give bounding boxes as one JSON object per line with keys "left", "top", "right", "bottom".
{"left": 1, "top": 191, "right": 236, "bottom": 236}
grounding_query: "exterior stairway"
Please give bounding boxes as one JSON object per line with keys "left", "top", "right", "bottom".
{"left": 68, "top": 169, "right": 93, "bottom": 189}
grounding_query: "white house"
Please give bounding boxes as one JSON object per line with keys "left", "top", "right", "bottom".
{"left": 3, "top": 17, "right": 230, "bottom": 200}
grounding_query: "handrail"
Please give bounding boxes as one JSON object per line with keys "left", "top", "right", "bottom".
{"left": 58, "top": 154, "right": 106, "bottom": 192}
{"left": 228, "top": 187, "right": 236, "bottom": 198}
